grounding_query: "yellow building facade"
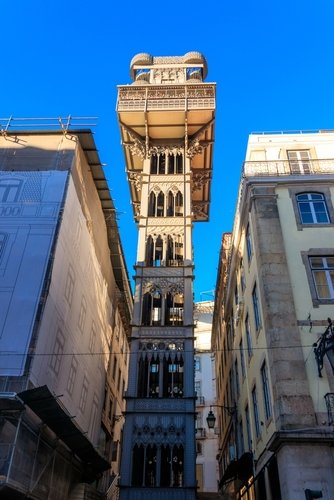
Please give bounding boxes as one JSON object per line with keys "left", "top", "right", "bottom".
{"left": 213, "top": 131, "right": 334, "bottom": 500}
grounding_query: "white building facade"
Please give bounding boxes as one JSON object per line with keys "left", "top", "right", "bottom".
{"left": 194, "top": 301, "right": 220, "bottom": 498}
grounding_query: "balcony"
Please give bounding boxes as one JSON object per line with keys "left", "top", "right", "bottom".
{"left": 243, "top": 158, "right": 334, "bottom": 178}
{"left": 117, "top": 84, "right": 215, "bottom": 113}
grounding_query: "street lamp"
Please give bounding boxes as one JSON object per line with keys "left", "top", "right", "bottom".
{"left": 206, "top": 404, "right": 237, "bottom": 429}
{"left": 313, "top": 318, "right": 334, "bottom": 377}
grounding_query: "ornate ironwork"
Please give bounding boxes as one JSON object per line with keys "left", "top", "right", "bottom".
{"left": 313, "top": 318, "right": 334, "bottom": 377}
{"left": 243, "top": 158, "right": 334, "bottom": 177}
{"left": 191, "top": 170, "right": 211, "bottom": 192}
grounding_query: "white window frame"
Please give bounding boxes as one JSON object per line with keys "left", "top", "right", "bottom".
{"left": 287, "top": 150, "right": 311, "bottom": 174}
{"left": 297, "top": 193, "right": 330, "bottom": 224}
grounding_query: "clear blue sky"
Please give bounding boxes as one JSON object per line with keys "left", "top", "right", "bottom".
{"left": 2, "top": 0, "right": 334, "bottom": 300}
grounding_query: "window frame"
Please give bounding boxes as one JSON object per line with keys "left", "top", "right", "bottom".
{"left": 245, "top": 223, "right": 253, "bottom": 263}
{"left": 296, "top": 192, "right": 330, "bottom": 224}
{"left": 252, "top": 284, "right": 262, "bottom": 331}
{"left": 251, "top": 386, "right": 261, "bottom": 438}
{"left": 289, "top": 186, "right": 334, "bottom": 231}
{"left": 261, "top": 360, "right": 272, "bottom": 421}
{"left": 301, "top": 249, "right": 334, "bottom": 306}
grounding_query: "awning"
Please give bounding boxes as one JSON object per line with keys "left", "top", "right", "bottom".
{"left": 18, "top": 385, "right": 110, "bottom": 475}
{"left": 219, "top": 452, "right": 253, "bottom": 488}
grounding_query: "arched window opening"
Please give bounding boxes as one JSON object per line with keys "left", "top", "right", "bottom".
{"left": 175, "top": 191, "right": 183, "bottom": 216}
{"left": 167, "top": 191, "right": 175, "bottom": 216}
{"left": 150, "top": 155, "right": 158, "bottom": 174}
{"left": 156, "top": 191, "right": 164, "bottom": 217}
{"left": 142, "top": 293, "right": 152, "bottom": 325}
{"left": 148, "top": 191, "right": 156, "bottom": 216}
{"left": 165, "top": 292, "right": 183, "bottom": 325}
{"left": 152, "top": 291, "right": 162, "bottom": 325}
{"left": 168, "top": 154, "right": 175, "bottom": 174}
{"left": 176, "top": 154, "right": 183, "bottom": 173}
{"left": 148, "top": 190, "right": 165, "bottom": 217}
{"left": 166, "top": 236, "right": 183, "bottom": 266}
{"left": 137, "top": 356, "right": 149, "bottom": 397}
{"left": 146, "top": 236, "right": 154, "bottom": 266}
{"left": 166, "top": 190, "right": 183, "bottom": 217}
{"left": 163, "top": 355, "right": 184, "bottom": 398}
{"left": 132, "top": 444, "right": 144, "bottom": 486}
{"left": 149, "top": 358, "right": 159, "bottom": 397}
{"left": 160, "top": 445, "right": 171, "bottom": 486}
{"left": 154, "top": 236, "right": 163, "bottom": 265}
{"left": 145, "top": 445, "right": 157, "bottom": 486}
{"left": 150, "top": 154, "right": 166, "bottom": 174}
{"left": 142, "top": 290, "right": 162, "bottom": 326}
{"left": 158, "top": 154, "right": 166, "bottom": 174}
{"left": 171, "top": 445, "right": 184, "bottom": 487}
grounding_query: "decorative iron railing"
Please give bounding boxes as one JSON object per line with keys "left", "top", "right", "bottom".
{"left": 243, "top": 158, "right": 334, "bottom": 177}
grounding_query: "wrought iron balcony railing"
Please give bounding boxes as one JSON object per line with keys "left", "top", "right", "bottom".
{"left": 243, "top": 158, "right": 334, "bottom": 178}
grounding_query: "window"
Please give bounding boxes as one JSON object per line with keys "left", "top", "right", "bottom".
{"left": 310, "top": 256, "right": 334, "bottom": 299}
{"left": 287, "top": 150, "right": 311, "bottom": 174}
{"left": 252, "top": 386, "right": 261, "bottom": 437}
{"left": 112, "top": 355, "right": 118, "bottom": 380}
{"left": 252, "top": 284, "right": 262, "bottom": 330}
{"left": 0, "top": 233, "right": 7, "bottom": 262}
{"left": 148, "top": 190, "right": 165, "bottom": 217}
{"left": 238, "top": 420, "right": 245, "bottom": 456}
{"left": 195, "top": 380, "right": 201, "bottom": 398}
{"left": 89, "top": 321, "right": 97, "bottom": 352}
{"left": 0, "top": 179, "right": 22, "bottom": 202}
{"left": 65, "top": 266, "right": 75, "bottom": 305}
{"left": 79, "top": 376, "right": 89, "bottom": 412}
{"left": 165, "top": 292, "right": 183, "bottom": 326}
{"left": 245, "top": 315, "right": 253, "bottom": 359}
{"left": 240, "top": 258, "right": 246, "bottom": 291}
{"left": 142, "top": 290, "right": 162, "bottom": 326}
{"left": 117, "top": 368, "right": 122, "bottom": 392}
{"left": 194, "top": 356, "right": 201, "bottom": 371}
{"left": 78, "top": 296, "right": 87, "bottom": 332}
{"left": 246, "top": 224, "right": 252, "bottom": 262}
{"left": 234, "top": 359, "right": 240, "bottom": 397}
{"left": 261, "top": 361, "right": 272, "bottom": 420}
{"left": 234, "top": 285, "right": 239, "bottom": 305}
{"left": 150, "top": 154, "right": 166, "bottom": 174}
{"left": 297, "top": 193, "right": 330, "bottom": 224}
{"left": 245, "top": 405, "right": 252, "bottom": 451}
{"left": 50, "top": 333, "right": 64, "bottom": 375}
{"left": 67, "top": 356, "right": 78, "bottom": 395}
{"left": 89, "top": 394, "right": 99, "bottom": 441}
{"left": 239, "top": 339, "right": 246, "bottom": 377}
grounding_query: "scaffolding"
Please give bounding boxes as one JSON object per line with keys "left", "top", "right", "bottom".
{"left": 0, "top": 116, "right": 98, "bottom": 136}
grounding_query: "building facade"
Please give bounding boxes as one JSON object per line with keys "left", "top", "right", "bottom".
{"left": 117, "top": 53, "right": 216, "bottom": 499}
{"left": 194, "top": 301, "right": 220, "bottom": 498}
{"left": 0, "top": 120, "right": 132, "bottom": 499}
{"left": 213, "top": 131, "right": 334, "bottom": 499}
